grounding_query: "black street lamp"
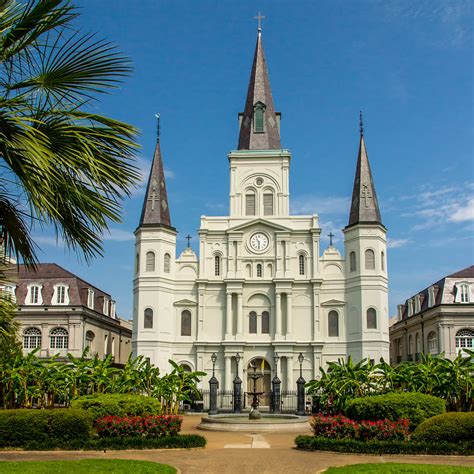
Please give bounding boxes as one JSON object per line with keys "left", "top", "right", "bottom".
{"left": 271, "top": 352, "right": 281, "bottom": 413}
{"left": 233, "top": 352, "right": 242, "bottom": 413}
{"left": 296, "top": 352, "right": 306, "bottom": 416}
{"left": 209, "top": 352, "right": 219, "bottom": 415}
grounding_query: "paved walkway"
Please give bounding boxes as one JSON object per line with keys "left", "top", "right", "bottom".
{"left": 0, "top": 416, "right": 473, "bottom": 474}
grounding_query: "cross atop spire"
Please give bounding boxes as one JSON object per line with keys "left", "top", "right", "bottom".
{"left": 155, "top": 113, "right": 160, "bottom": 142}
{"left": 237, "top": 27, "right": 281, "bottom": 150}
{"left": 254, "top": 12, "right": 265, "bottom": 34}
{"left": 347, "top": 113, "right": 382, "bottom": 228}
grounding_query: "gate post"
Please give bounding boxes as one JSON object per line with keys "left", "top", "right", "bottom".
{"left": 296, "top": 352, "right": 306, "bottom": 416}
{"left": 271, "top": 376, "right": 281, "bottom": 413}
{"left": 209, "top": 352, "right": 219, "bottom": 415}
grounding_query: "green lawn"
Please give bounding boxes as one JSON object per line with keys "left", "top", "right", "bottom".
{"left": 0, "top": 459, "right": 176, "bottom": 473}
{"left": 326, "top": 463, "right": 472, "bottom": 473}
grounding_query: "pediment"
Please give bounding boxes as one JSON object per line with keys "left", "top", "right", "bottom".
{"left": 320, "top": 299, "right": 346, "bottom": 307}
{"left": 173, "top": 299, "right": 197, "bottom": 307}
{"left": 227, "top": 218, "right": 292, "bottom": 233}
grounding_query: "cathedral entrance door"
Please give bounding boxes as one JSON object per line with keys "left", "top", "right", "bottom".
{"left": 246, "top": 358, "right": 271, "bottom": 408}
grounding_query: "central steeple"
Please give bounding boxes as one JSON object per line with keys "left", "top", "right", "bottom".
{"left": 237, "top": 28, "right": 281, "bottom": 150}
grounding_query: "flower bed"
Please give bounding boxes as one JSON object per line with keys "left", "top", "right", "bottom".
{"left": 310, "top": 414, "right": 409, "bottom": 441}
{"left": 96, "top": 415, "right": 182, "bottom": 438}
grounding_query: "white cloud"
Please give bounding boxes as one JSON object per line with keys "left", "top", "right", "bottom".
{"left": 291, "top": 195, "right": 350, "bottom": 216}
{"left": 387, "top": 238, "right": 411, "bottom": 249}
{"left": 164, "top": 168, "right": 175, "bottom": 179}
{"left": 103, "top": 228, "right": 134, "bottom": 242}
{"left": 33, "top": 235, "right": 65, "bottom": 248}
{"left": 450, "top": 198, "right": 474, "bottom": 222}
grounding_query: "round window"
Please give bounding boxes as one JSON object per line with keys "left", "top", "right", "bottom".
{"left": 255, "top": 177, "right": 264, "bottom": 186}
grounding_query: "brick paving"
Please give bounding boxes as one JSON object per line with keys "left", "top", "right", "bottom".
{"left": 0, "top": 415, "right": 473, "bottom": 474}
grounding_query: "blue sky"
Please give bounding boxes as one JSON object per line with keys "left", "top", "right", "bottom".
{"left": 33, "top": 0, "right": 473, "bottom": 319}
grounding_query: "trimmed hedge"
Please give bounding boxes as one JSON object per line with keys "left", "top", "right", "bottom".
{"left": 412, "top": 412, "right": 474, "bottom": 443}
{"left": 71, "top": 394, "right": 162, "bottom": 421}
{"left": 96, "top": 415, "right": 182, "bottom": 437}
{"left": 14, "top": 434, "right": 207, "bottom": 451}
{"left": 0, "top": 409, "right": 92, "bottom": 447}
{"left": 345, "top": 393, "right": 445, "bottom": 429}
{"left": 295, "top": 435, "right": 474, "bottom": 455}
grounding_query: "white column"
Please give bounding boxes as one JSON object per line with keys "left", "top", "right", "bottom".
{"left": 225, "top": 355, "right": 232, "bottom": 391}
{"left": 286, "top": 356, "right": 294, "bottom": 391}
{"left": 286, "top": 293, "right": 293, "bottom": 338}
{"left": 237, "top": 293, "right": 243, "bottom": 336}
{"left": 275, "top": 293, "right": 282, "bottom": 336}
{"left": 226, "top": 293, "right": 233, "bottom": 336}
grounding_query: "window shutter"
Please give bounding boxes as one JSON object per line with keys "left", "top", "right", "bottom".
{"left": 263, "top": 193, "right": 273, "bottom": 215}
{"left": 254, "top": 107, "right": 264, "bottom": 132}
{"left": 246, "top": 194, "right": 256, "bottom": 216}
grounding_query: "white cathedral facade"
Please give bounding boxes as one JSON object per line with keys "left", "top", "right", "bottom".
{"left": 132, "top": 29, "right": 389, "bottom": 393}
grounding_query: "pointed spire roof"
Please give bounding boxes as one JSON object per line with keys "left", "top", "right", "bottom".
{"left": 139, "top": 121, "right": 173, "bottom": 229}
{"left": 238, "top": 29, "right": 281, "bottom": 150}
{"left": 347, "top": 113, "right": 383, "bottom": 228}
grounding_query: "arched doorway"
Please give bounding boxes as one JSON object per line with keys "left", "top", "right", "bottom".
{"left": 246, "top": 358, "right": 271, "bottom": 408}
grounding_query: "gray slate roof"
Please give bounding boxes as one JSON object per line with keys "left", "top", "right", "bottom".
{"left": 347, "top": 132, "right": 382, "bottom": 227}
{"left": 139, "top": 139, "right": 172, "bottom": 228}
{"left": 237, "top": 31, "right": 281, "bottom": 150}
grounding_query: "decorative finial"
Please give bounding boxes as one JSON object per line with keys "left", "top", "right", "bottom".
{"left": 328, "top": 232, "right": 334, "bottom": 247}
{"left": 359, "top": 111, "right": 364, "bottom": 137}
{"left": 185, "top": 234, "right": 192, "bottom": 248}
{"left": 155, "top": 113, "right": 160, "bottom": 142}
{"left": 254, "top": 12, "right": 265, "bottom": 35}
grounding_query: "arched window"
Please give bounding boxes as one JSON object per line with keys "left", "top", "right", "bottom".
{"left": 23, "top": 327, "right": 41, "bottom": 349}
{"left": 427, "top": 331, "right": 437, "bottom": 354}
{"left": 50, "top": 327, "right": 68, "bottom": 350}
{"left": 299, "top": 254, "right": 305, "bottom": 275}
{"left": 214, "top": 255, "right": 221, "bottom": 276}
{"left": 381, "top": 251, "right": 385, "bottom": 272}
{"left": 180, "top": 363, "right": 192, "bottom": 372}
{"left": 266, "top": 263, "right": 273, "bottom": 278}
{"left": 135, "top": 253, "right": 140, "bottom": 273}
{"left": 455, "top": 329, "right": 474, "bottom": 351}
{"left": 256, "top": 263, "right": 262, "bottom": 277}
{"left": 262, "top": 311, "right": 270, "bottom": 334}
{"left": 350, "top": 252, "right": 356, "bottom": 272}
{"left": 56, "top": 285, "right": 67, "bottom": 304}
{"left": 85, "top": 330, "right": 95, "bottom": 350}
{"left": 328, "top": 310, "right": 339, "bottom": 337}
{"left": 249, "top": 311, "right": 257, "bottom": 334}
{"left": 245, "top": 192, "right": 256, "bottom": 216}
{"left": 415, "top": 333, "right": 421, "bottom": 354}
{"left": 146, "top": 251, "right": 155, "bottom": 272}
{"left": 365, "top": 249, "right": 375, "bottom": 270}
{"left": 29, "top": 285, "right": 41, "bottom": 304}
{"left": 366, "top": 308, "right": 377, "bottom": 329}
{"left": 253, "top": 102, "right": 265, "bottom": 132}
{"left": 164, "top": 253, "right": 171, "bottom": 273}
{"left": 263, "top": 192, "right": 273, "bottom": 216}
{"left": 181, "top": 310, "right": 191, "bottom": 336}
{"left": 246, "top": 264, "right": 252, "bottom": 278}
{"left": 408, "top": 334, "right": 413, "bottom": 356}
{"left": 144, "top": 308, "right": 153, "bottom": 329}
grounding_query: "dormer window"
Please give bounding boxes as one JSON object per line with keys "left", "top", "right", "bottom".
{"left": 253, "top": 102, "right": 266, "bottom": 133}
{"left": 53, "top": 284, "right": 69, "bottom": 305}
{"left": 428, "top": 286, "right": 435, "bottom": 307}
{"left": 414, "top": 294, "right": 421, "bottom": 313}
{"left": 110, "top": 300, "right": 116, "bottom": 319}
{"left": 27, "top": 284, "right": 42, "bottom": 305}
{"left": 87, "top": 289, "right": 94, "bottom": 309}
{"left": 455, "top": 282, "right": 471, "bottom": 303}
{"left": 103, "top": 297, "right": 109, "bottom": 316}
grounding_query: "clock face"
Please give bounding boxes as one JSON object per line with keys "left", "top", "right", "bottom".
{"left": 250, "top": 232, "right": 269, "bottom": 252}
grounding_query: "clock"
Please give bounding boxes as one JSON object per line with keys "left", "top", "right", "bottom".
{"left": 250, "top": 232, "right": 269, "bottom": 252}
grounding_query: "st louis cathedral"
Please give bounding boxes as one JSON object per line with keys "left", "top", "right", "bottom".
{"left": 132, "top": 28, "right": 389, "bottom": 393}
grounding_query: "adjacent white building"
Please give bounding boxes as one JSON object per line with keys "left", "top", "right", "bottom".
{"left": 132, "top": 28, "right": 389, "bottom": 393}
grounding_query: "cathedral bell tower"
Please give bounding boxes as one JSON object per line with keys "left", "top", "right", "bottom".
{"left": 343, "top": 114, "right": 389, "bottom": 361}
{"left": 132, "top": 119, "right": 177, "bottom": 364}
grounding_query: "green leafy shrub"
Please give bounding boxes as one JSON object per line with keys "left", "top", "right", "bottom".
{"left": 19, "top": 434, "right": 207, "bottom": 451}
{"left": 345, "top": 393, "right": 445, "bottom": 429}
{"left": 0, "top": 409, "right": 92, "bottom": 447}
{"left": 412, "top": 412, "right": 474, "bottom": 443}
{"left": 96, "top": 415, "right": 182, "bottom": 437}
{"left": 71, "top": 393, "right": 162, "bottom": 421}
{"left": 295, "top": 435, "right": 474, "bottom": 455}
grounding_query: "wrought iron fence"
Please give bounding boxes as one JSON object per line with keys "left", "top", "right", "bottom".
{"left": 199, "top": 390, "right": 234, "bottom": 413}
{"left": 280, "top": 390, "right": 298, "bottom": 413}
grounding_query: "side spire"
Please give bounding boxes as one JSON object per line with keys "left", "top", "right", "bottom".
{"left": 347, "top": 113, "right": 382, "bottom": 228}
{"left": 139, "top": 115, "right": 172, "bottom": 228}
{"left": 237, "top": 25, "right": 281, "bottom": 150}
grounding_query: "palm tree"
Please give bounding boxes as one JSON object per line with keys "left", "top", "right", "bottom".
{"left": 0, "top": 0, "right": 140, "bottom": 267}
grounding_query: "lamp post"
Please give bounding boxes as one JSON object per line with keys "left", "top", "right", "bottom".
{"left": 271, "top": 352, "right": 281, "bottom": 413}
{"left": 296, "top": 352, "right": 306, "bottom": 416}
{"left": 233, "top": 352, "right": 242, "bottom": 413}
{"left": 209, "top": 352, "right": 219, "bottom": 415}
